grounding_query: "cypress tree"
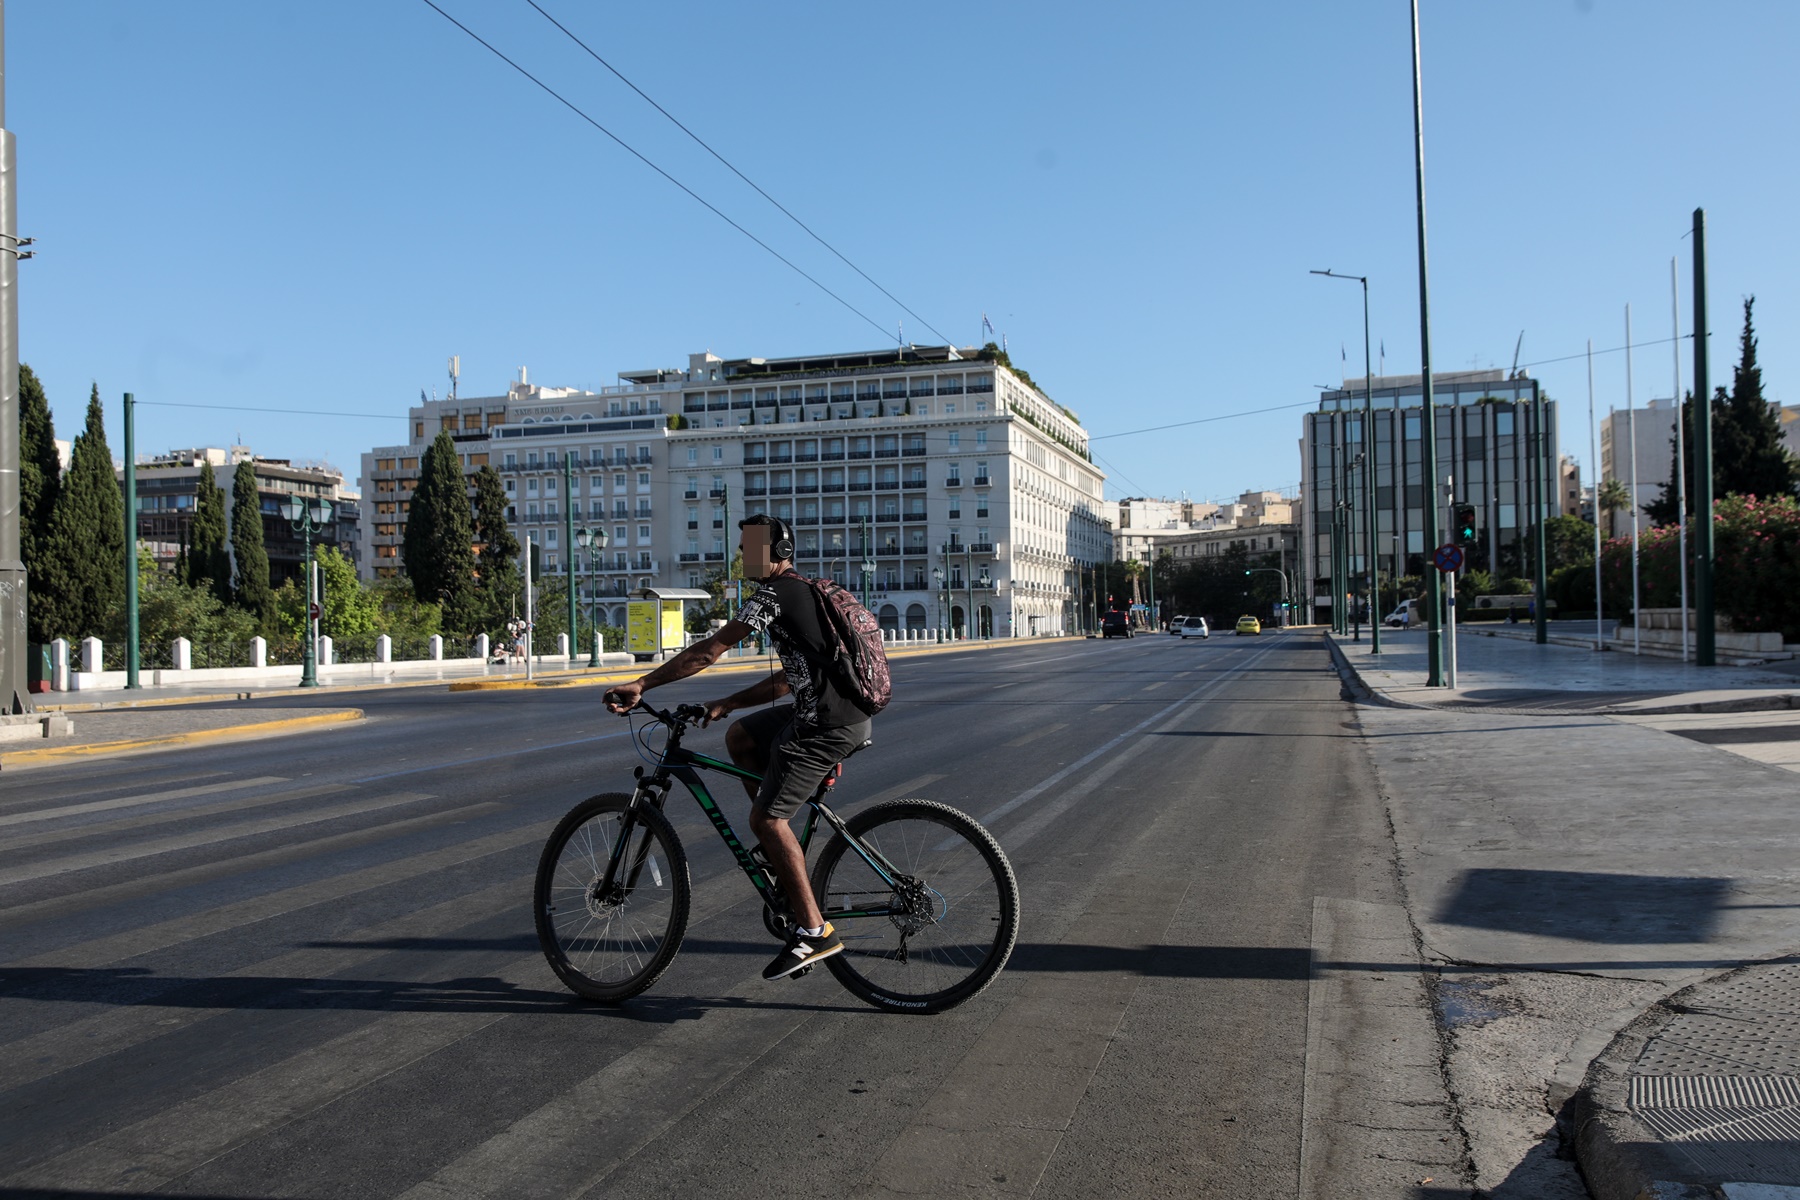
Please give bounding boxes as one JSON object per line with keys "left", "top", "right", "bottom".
{"left": 188, "top": 464, "right": 232, "bottom": 604}
{"left": 402, "top": 431, "right": 476, "bottom": 630}
{"left": 472, "top": 464, "right": 520, "bottom": 625}
{"left": 17, "top": 364, "right": 62, "bottom": 643}
{"left": 1717, "top": 297, "right": 1798, "bottom": 500}
{"left": 230, "top": 458, "right": 274, "bottom": 621}
{"left": 40, "top": 385, "right": 125, "bottom": 638}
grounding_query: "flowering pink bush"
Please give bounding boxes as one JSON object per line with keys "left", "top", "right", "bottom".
{"left": 1603, "top": 494, "right": 1800, "bottom": 639}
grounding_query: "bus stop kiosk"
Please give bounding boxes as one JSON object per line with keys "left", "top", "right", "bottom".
{"left": 626, "top": 587, "right": 712, "bottom": 662}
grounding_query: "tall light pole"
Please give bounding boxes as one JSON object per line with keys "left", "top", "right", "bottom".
{"left": 1311, "top": 269, "right": 1380, "bottom": 652}
{"left": 933, "top": 566, "right": 946, "bottom": 641}
{"left": 562, "top": 452, "right": 578, "bottom": 664}
{"left": 575, "top": 526, "right": 609, "bottom": 666}
{"left": 282, "top": 495, "right": 334, "bottom": 688}
{"left": 859, "top": 515, "right": 872, "bottom": 607}
{"left": 1410, "top": 0, "right": 1445, "bottom": 685}
{"left": 0, "top": 1, "right": 30, "bottom": 714}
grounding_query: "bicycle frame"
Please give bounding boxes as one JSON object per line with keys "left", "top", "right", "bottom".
{"left": 593, "top": 708, "right": 910, "bottom": 924}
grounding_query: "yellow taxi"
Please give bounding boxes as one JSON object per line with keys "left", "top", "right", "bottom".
{"left": 1234, "top": 615, "right": 1262, "bottom": 636}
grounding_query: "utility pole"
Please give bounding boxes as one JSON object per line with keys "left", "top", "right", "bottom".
{"left": 1692, "top": 208, "right": 1715, "bottom": 666}
{"left": 124, "top": 395, "right": 139, "bottom": 688}
{"left": 562, "top": 451, "right": 577, "bottom": 664}
{"left": 1410, "top": 0, "right": 1445, "bottom": 685}
{"left": 0, "top": 0, "right": 30, "bottom": 713}
{"left": 1532, "top": 383, "right": 1548, "bottom": 645}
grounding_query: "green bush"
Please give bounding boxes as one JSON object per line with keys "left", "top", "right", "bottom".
{"left": 1602, "top": 493, "right": 1800, "bottom": 639}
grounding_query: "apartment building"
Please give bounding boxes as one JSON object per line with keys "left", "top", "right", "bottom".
{"left": 358, "top": 373, "right": 675, "bottom": 599}
{"left": 663, "top": 346, "right": 1108, "bottom": 638}
{"left": 129, "top": 445, "right": 361, "bottom": 584}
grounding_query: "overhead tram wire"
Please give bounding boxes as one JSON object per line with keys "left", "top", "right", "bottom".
{"left": 1089, "top": 333, "right": 1697, "bottom": 445}
{"left": 139, "top": 401, "right": 405, "bottom": 421}
{"left": 418, "top": 0, "right": 897, "bottom": 344}
{"left": 525, "top": 0, "right": 952, "bottom": 348}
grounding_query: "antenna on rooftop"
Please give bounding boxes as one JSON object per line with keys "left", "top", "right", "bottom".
{"left": 448, "top": 355, "right": 460, "bottom": 401}
{"left": 1510, "top": 331, "right": 1524, "bottom": 378}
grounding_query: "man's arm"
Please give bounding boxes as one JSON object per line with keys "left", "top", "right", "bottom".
{"left": 702, "top": 670, "right": 790, "bottom": 725}
{"left": 604, "top": 619, "right": 756, "bottom": 712}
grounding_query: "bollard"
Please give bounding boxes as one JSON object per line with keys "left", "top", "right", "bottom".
{"left": 430, "top": 634, "right": 444, "bottom": 661}
{"left": 376, "top": 634, "right": 392, "bottom": 663}
{"left": 172, "top": 637, "right": 192, "bottom": 671}
{"left": 557, "top": 633, "right": 569, "bottom": 659}
{"left": 51, "top": 639, "right": 69, "bottom": 691}
{"left": 250, "top": 636, "right": 267, "bottom": 668}
{"left": 472, "top": 633, "right": 489, "bottom": 660}
{"left": 80, "top": 636, "right": 103, "bottom": 674}
{"left": 318, "top": 635, "right": 334, "bottom": 667}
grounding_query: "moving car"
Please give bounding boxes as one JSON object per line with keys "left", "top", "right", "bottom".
{"left": 1101, "top": 610, "right": 1133, "bottom": 639}
{"left": 1178, "top": 616, "right": 1210, "bottom": 639}
{"left": 1234, "top": 615, "right": 1261, "bottom": 636}
{"left": 1167, "top": 615, "right": 1188, "bottom": 635}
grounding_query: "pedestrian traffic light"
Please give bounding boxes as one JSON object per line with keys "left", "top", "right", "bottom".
{"left": 528, "top": 542, "right": 542, "bottom": 582}
{"left": 1455, "top": 505, "right": 1477, "bottom": 545}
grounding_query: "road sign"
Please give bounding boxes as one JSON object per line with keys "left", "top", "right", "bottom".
{"left": 308, "top": 602, "right": 321, "bottom": 621}
{"left": 1433, "top": 543, "right": 1464, "bottom": 574}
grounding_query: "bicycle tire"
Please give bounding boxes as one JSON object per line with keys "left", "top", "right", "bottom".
{"left": 534, "top": 792, "right": 690, "bottom": 1003}
{"left": 812, "top": 799, "right": 1019, "bottom": 1014}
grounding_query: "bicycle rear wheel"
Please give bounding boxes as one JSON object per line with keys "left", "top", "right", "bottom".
{"left": 812, "top": 799, "right": 1019, "bottom": 1014}
{"left": 534, "top": 793, "right": 690, "bottom": 1003}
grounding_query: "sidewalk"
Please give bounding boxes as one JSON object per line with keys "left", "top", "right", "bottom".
{"left": 1331, "top": 628, "right": 1800, "bottom": 1198}
{"left": 0, "top": 705, "right": 363, "bottom": 770}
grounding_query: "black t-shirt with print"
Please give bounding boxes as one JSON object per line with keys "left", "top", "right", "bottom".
{"left": 735, "top": 572, "right": 865, "bottom": 730}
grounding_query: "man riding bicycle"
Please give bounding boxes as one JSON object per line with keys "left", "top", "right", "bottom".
{"left": 603, "top": 514, "right": 874, "bottom": 981}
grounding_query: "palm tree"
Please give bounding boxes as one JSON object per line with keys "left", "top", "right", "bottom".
{"left": 1596, "top": 478, "right": 1632, "bottom": 538}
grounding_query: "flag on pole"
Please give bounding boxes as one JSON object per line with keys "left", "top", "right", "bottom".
{"left": 982, "top": 313, "right": 994, "bottom": 338}
{"left": 1341, "top": 343, "right": 1347, "bottom": 363}
{"left": 420, "top": 389, "right": 427, "bottom": 404}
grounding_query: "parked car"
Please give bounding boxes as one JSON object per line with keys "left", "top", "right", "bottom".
{"left": 1234, "top": 615, "right": 1261, "bottom": 636}
{"left": 1101, "top": 610, "right": 1133, "bottom": 639}
{"left": 1179, "top": 616, "right": 1210, "bottom": 639}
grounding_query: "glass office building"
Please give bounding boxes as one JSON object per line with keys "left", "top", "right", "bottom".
{"left": 1300, "top": 369, "right": 1557, "bottom": 620}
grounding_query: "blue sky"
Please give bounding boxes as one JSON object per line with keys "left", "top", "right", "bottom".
{"left": 12, "top": 1, "right": 1795, "bottom": 503}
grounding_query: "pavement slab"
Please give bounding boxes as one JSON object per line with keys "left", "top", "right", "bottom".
{"left": 1334, "top": 628, "right": 1800, "bottom": 1198}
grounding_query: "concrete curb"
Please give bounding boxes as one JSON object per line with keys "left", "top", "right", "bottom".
{"left": 1562, "top": 955, "right": 1800, "bottom": 1200}
{"left": 0, "top": 708, "right": 364, "bottom": 770}
{"left": 1325, "top": 632, "right": 1800, "bottom": 717}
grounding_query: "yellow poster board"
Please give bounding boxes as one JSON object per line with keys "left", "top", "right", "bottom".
{"left": 626, "top": 600, "right": 659, "bottom": 654}
{"left": 628, "top": 599, "right": 689, "bottom": 655}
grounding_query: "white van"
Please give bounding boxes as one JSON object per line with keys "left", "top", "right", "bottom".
{"left": 1384, "top": 599, "right": 1420, "bottom": 628}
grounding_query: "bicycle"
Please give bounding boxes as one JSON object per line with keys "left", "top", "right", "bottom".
{"left": 533, "top": 701, "right": 1020, "bottom": 1014}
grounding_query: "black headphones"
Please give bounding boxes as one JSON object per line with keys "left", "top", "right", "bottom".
{"left": 742, "top": 514, "right": 796, "bottom": 562}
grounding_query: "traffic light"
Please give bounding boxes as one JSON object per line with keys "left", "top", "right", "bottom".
{"left": 527, "top": 542, "right": 542, "bottom": 582}
{"left": 1454, "top": 504, "right": 1477, "bottom": 545}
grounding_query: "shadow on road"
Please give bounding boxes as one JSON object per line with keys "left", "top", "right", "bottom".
{"left": 1434, "top": 868, "right": 1732, "bottom": 944}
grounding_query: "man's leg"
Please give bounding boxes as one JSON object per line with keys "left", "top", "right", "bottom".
{"left": 748, "top": 805, "right": 823, "bottom": 929}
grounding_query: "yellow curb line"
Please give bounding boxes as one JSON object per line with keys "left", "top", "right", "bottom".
{"left": 0, "top": 709, "right": 364, "bottom": 770}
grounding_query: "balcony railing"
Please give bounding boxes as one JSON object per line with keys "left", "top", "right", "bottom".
{"left": 969, "top": 542, "right": 995, "bottom": 553}
{"left": 901, "top": 581, "right": 930, "bottom": 590}
{"left": 767, "top": 483, "right": 792, "bottom": 494}
{"left": 795, "top": 453, "right": 819, "bottom": 462}
{"left": 875, "top": 513, "right": 901, "bottom": 524}
{"left": 704, "top": 552, "right": 725, "bottom": 562}
{"left": 794, "top": 484, "right": 819, "bottom": 493}
{"left": 848, "top": 481, "right": 872, "bottom": 492}
{"left": 793, "top": 516, "right": 820, "bottom": 525}
{"left": 820, "top": 482, "right": 845, "bottom": 492}
{"left": 769, "top": 453, "right": 793, "bottom": 463}
{"left": 877, "top": 546, "right": 901, "bottom": 557}
{"left": 973, "top": 476, "right": 991, "bottom": 486}
{"left": 743, "top": 455, "right": 767, "bottom": 465}
{"left": 875, "top": 478, "right": 899, "bottom": 491}
{"left": 875, "top": 448, "right": 899, "bottom": 458}
{"left": 679, "top": 552, "right": 701, "bottom": 562}
{"left": 902, "top": 480, "right": 927, "bottom": 490}
{"left": 683, "top": 489, "right": 699, "bottom": 499}
{"left": 742, "top": 487, "right": 767, "bottom": 497}
{"left": 820, "top": 451, "right": 846, "bottom": 462}
{"left": 944, "top": 477, "right": 962, "bottom": 487}
{"left": 904, "top": 512, "right": 927, "bottom": 522}
{"left": 902, "top": 447, "right": 927, "bottom": 457}
{"left": 848, "top": 450, "right": 873, "bottom": 460}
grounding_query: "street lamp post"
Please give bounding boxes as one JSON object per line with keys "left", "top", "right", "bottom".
{"left": 1312, "top": 269, "right": 1381, "bottom": 653}
{"left": 932, "top": 567, "right": 946, "bottom": 642}
{"left": 281, "top": 495, "right": 334, "bottom": 688}
{"left": 575, "top": 526, "right": 609, "bottom": 666}
{"left": 977, "top": 566, "right": 992, "bottom": 637}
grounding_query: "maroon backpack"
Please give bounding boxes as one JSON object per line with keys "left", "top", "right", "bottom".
{"left": 797, "top": 575, "right": 892, "bottom": 716}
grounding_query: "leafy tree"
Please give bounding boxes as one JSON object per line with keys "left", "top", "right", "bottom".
{"left": 187, "top": 464, "right": 232, "bottom": 604}
{"left": 229, "top": 458, "right": 273, "bottom": 621}
{"left": 17, "top": 364, "right": 62, "bottom": 643}
{"left": 39, "top": 385, "right": 125, "bottom": 639}
{"left": 471, "top": 464, "right": 520, "bottom": 628}
{"left": 105, "top": 545, "right": 260, "bottom": 667}
{"left": 271, "top": 546, "right": 378, "bottom": 642}
{"left": 402, "top": 431, "right": 476, "bottom": 631}
{"left": 1541, "top": 514, "right": 1597, "bottom": 573}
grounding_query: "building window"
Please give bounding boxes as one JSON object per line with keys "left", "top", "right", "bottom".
{"left": 688, "top": 447, "right": 698, "bottom": 464}
{"left": 948, "top": 432, "right": 960, "bottom": 449}
{"left": 976, "top": 429, "right": 987, "bottom": 448}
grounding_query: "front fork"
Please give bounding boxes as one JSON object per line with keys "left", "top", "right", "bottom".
{"left": 598, "top": 776, "right": 671, "bottom": 898}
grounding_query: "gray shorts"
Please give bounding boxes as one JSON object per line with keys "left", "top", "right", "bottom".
{"left": 733, "top": 705, "right": 872, "bottom": 821}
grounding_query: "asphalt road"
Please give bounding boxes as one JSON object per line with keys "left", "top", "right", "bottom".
{"left": 0, "top": 631, "right": 1463, "bottom": 1199}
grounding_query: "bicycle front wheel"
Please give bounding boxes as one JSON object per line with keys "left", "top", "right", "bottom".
{"left": 812, "top": 799, "right": 1019, "bottom": 1014}
{"left": 534, "top": 793, "right": 690, "bottom": 1003}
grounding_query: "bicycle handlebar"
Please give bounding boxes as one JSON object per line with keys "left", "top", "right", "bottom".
{"left": 605, "top": 694, "right": 708, "bottom": 731}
